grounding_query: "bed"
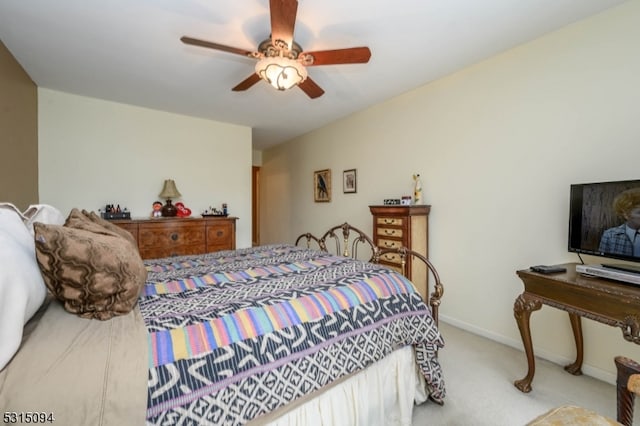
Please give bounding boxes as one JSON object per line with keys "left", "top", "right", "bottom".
{"left": 0, "top": 209, "right": 445, "bottom": 426}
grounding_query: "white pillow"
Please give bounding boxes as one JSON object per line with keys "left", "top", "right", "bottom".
{"left": 0, "top": 203, "right": 61, "bottom": 370}
{"left": 22, "top": 204, "right": 66, "bottom": 234}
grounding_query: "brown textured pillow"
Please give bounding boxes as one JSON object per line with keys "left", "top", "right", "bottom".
{"left": 33, "top": 222, "right": 147, "bottom": 320}
{"left": 64, "top": 208, "right": 137, "bottom": 248}
{"left": 86, "top": 209, "right": 137, "bottom": 247}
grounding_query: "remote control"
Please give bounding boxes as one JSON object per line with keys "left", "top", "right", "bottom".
{"left": 530, "top": 265, "right": 567, "bottom": 274}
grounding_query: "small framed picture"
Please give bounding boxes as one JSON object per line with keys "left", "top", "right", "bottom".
{"left": 343, "top": 169, "right": 357, "bottom": 194}
{"left": 314, "top": 169, "right": 331, "bottom": 202}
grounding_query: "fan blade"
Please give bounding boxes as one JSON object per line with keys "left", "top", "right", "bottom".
{"left": 232, "top": 73, "right": 262, "bottom": 91}
{"left": 270, "top": 0, "right": 298, "bottom": 48}
{"left": 181, "top": 36, "right": 254, "bottom": 57}
{"left": 298, "top": 77, "right": 324, "bottom": 99}
{"left": 303, "top": 47, "right": 371, "bottom": 66}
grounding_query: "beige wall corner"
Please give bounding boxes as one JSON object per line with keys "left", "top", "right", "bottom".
{"left": 0, "top": 40, "right": 38, "bottom": 210}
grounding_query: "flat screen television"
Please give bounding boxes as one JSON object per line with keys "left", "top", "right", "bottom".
{"left": 569, "top": 179, "right": 640, "bottom": 273}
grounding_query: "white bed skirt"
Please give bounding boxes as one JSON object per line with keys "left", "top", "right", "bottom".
{"left": 255, "top": 346, "right": 428, "bottom": 426}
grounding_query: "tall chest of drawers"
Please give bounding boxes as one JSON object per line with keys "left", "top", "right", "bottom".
{"left": 112, "top": 216, "right": 237, "bottom": 259}
{"left": 369, "top": 205, "right": 430, "bottom": 298}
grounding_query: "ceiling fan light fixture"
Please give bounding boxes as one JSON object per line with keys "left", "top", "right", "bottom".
{"left": 181, "top": 0, "right": 370, "bottom": 99}
{"left": 255, "top": 56, "right": 307, "bottom": 91}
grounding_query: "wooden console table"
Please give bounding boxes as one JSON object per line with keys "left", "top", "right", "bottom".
{"left": 514, "top": 263, "right": 640, "bottom": 393}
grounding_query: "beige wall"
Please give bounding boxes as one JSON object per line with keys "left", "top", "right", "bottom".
{"left": 260, "top": 0, "right": 640, "bottom": 382}
{"left": 252, "top": 149, "right": 262, "bottom": 167}
{"left": 38, "top": 89, "right": 254, "bottom": 248}
{"left": 0, "top": 40, "right": 38, "bottom": 210}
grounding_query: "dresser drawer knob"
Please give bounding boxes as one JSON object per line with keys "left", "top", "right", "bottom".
{"left": 216, "top": 231, "right": 223, "bottom": 237}
{"left": 171, "top": 233, "right": 179, "bottom": 241}
{"left": 384, "top": 219, "right": 394, "bottom": 224}
{"left": 384, "top": 229, "right": 396, "bottom": 236}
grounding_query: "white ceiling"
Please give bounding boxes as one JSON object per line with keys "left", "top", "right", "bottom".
{"left": 0, "top": 0, "right": 626, "bottom": 150}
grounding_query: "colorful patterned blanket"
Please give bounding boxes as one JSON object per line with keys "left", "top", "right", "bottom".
{"left": 140, "top": 245, "right": 445, "bottom": 425}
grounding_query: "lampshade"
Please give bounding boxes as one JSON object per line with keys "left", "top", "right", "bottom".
{"left": 159, "top": 179, "right": 181, "bottom": 199}
{"left": 255, "top": 56, "right": 308, "bottom": 91}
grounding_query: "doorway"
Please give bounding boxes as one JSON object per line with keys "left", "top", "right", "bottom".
{"left": 252, "top": 166, "right": 260, "bottom": 246}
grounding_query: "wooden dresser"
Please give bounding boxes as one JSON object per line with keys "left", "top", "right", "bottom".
{"left": 369, "top": 205, "right": 430, "bottom": 297}
{"left": 112, "top": 216, "right": 237, "bottom": 259}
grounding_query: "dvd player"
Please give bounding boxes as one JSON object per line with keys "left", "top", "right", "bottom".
{"left": 576, "top": 264, "right": 640, "bottom": 285}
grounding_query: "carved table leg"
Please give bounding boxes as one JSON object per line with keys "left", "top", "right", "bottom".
{"left": 564, "top": 312, "right": 583, "bottom": 375}
{"left": 513, "top": 293, "right": 542, "bottom": 393}
{"left": 622, "top": 315, "right": 640, "bottom": 344}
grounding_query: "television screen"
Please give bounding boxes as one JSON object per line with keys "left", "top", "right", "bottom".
{"left": 569, "top": 179, "right": 640, "bottom": 265}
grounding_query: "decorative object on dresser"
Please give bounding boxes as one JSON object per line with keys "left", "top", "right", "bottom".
{"left": 202, "top": 205, "right": 228, "bottom": 217}
{"left": 413, "top": 173, "right": 423, "bottom": 204}
{"left": 151, "top": 201, "right": 163, "bottom": 218}
{"left": 369, "top": 205, "right": 430, "bottom": 297}
{"left": 174, "top": 202, "right": 192, "bottom": 218}
{"left": 342, "top": 169, "right": 357, "bottom": 193}
{"left": 158, "top": 179, "right": 181, "bottom": 217}
{"left": 112, "top": 216, "right": 237, "bottom": 259}
{"left": 101, "top": 203, "right": 131, "bottom": 220}
{"left": 314, "top": 169, "right": 331, "bottom": 202}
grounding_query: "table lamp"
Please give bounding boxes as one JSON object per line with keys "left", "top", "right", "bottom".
{"left": 159, "top": 179, "right": 181, "bottom": 217}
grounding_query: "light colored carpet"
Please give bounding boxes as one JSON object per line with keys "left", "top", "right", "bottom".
{"left": 412, "top": 321, "right": 640, "bottom": 425}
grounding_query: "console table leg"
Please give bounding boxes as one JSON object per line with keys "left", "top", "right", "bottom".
{"left": 564, "top": 312, "right": 584, "bottom": 375}
{"left": 513, "top": 293, "right": 542, "bottom": 393}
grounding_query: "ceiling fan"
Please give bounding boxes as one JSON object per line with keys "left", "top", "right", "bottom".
{"left": 180, "top": 0, "right": 371, "bottom": 99}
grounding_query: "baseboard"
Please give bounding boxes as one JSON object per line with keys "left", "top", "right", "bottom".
{"left": 439, "top": 314, "right": 617, "bottom": 385}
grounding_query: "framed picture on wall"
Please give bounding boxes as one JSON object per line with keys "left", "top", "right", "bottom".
{"left": 314, "top": 169, "right": 331, "bottom": 202}
{"left": 343, "top": 169, "right": 357, "bottom": 193}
